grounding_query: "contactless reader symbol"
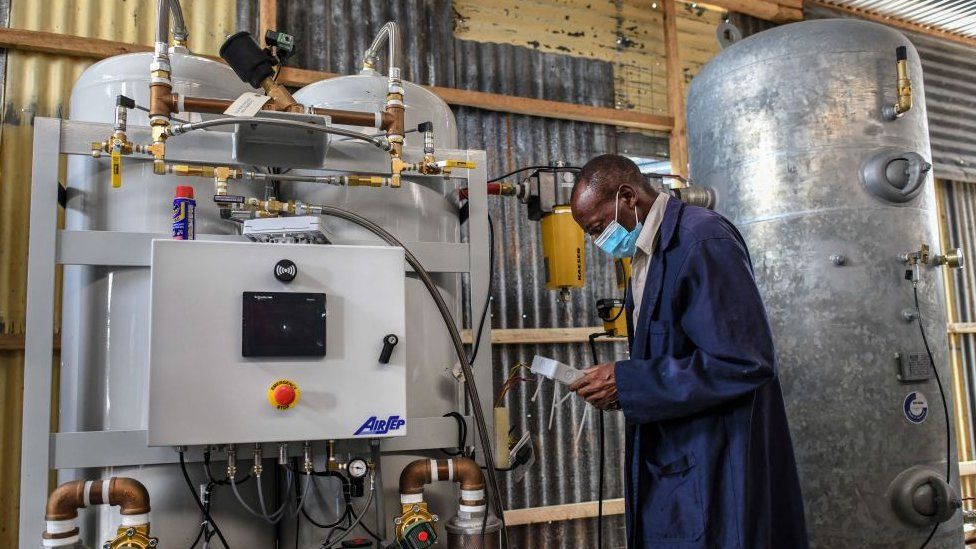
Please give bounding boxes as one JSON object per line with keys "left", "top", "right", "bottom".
{"left": 274, "top": 259, "right": 297, "bottom": 282}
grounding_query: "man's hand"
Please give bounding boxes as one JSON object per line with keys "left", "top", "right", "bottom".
{"left": 569, "top": 362, "right": 619, "bottom": 410}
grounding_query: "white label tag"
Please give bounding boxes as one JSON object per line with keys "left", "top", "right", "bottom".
{"left": 223, "top": 92, "right": 271, "bottom": 117}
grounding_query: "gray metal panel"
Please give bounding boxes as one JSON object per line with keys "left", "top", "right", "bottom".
{"left": 808, "top": 5, "right": 976, "bottom": 182}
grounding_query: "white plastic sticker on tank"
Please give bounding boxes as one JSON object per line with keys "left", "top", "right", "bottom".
{"left": 224, "top": 92, "right": 271, "bottom": 116}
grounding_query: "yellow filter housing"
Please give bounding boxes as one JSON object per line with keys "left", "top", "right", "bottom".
{"left": 541, "top": 206, "right": 585, "bottom": 293}
{"left": 615, "top": 257, "right": 632, "bottom": 291}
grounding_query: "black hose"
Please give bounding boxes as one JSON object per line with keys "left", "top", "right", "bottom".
{"left": 179, "top": 451, "right": 231, "bottom": 549}
{"left": 315, "top": 205, "right": 508, "bottom": 547}
{"left": 588, "top": 331, "right": 610, "bottom": 549}
{"left": 468, "top": 214, "right": 495, "bottom": 365}
{"left": 487, "top": 165, "right": 580, "bottom": 184}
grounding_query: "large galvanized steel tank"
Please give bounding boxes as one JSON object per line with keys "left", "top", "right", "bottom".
{"left": 687, "top": 20, "right": 963, "bottom": 548}
{"left": 289, "top": 74, "right": 463, "bottom": 542}
{"left": 62, "top": 51, "right": 269, "bottom": 547}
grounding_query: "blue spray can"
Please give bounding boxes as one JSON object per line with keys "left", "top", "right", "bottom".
{"left": 172, "top": 185, "right": 196, "bottom": 240}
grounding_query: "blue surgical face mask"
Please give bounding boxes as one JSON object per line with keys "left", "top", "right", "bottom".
{"left": 594, "top": 188, "right": 642, "bottom": 259}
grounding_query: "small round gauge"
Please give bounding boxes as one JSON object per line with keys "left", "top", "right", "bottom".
{"left": 347, "top": 458, "right": 369, "bottom": 479}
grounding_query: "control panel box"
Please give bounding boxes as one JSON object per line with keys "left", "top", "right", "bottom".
{"left": 147, "top": 240, "right": 407, "bottom": 446}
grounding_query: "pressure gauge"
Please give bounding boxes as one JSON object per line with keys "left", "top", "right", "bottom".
{"left": 347, "top": 458, "right": 369, "bottom": 479}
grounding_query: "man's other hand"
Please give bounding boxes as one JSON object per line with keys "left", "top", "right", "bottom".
{"left": 569, "top": 363, "right": 619, "bottom": 410}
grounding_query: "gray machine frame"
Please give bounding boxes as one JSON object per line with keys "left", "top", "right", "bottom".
{"left": 18, "top": 117, "right": 493, "bottom": 548}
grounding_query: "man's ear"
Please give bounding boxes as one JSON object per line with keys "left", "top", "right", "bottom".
{"left": 618, "top": 184, "right": 638, "bottom": 209}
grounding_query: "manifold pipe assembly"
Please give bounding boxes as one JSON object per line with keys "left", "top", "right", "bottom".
{"left": 42, "top": 477, "right": 151, "bottom": 546}
{"left": 399, "top": 457, "right": 487, "bottom": 514}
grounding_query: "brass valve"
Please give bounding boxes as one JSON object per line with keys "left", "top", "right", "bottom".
{"left": 105, "top": 524, "right": 157, "bottom": 549}
{"left": 394, "top": 502, "right": 438, "bottom": 542}
{"left": 934, "top": 248, "right": 965, "bottom": 269}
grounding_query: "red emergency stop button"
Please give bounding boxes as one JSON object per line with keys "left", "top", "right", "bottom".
{"left": 417, "top": 531, "right": 429, "bottom": 542}
{"left": 267, "top": 379, "right": 300, "bottom": 410}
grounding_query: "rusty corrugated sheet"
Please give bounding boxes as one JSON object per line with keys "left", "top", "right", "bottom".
{"left": 0, "top": 1, "right": 237, "bottom": 545}
{"left": 820, "top": 0, "right": 976, "bottom": 39}
{"left": 276, "top": 1, "right": 673, "bottom": 546}
{"left": 453, "top": 0, "right": 723, "bottom": 116}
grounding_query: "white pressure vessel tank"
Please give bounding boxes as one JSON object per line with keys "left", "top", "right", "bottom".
{"left": 61, "top": 50, "right": 269, "bottom": 547}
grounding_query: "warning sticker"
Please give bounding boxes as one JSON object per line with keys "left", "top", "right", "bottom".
{"left": 903, "top": 391, "right": 928, "bottom": 424}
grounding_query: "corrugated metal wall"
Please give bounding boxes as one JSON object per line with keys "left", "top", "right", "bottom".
{"left": 943, "top": 179, "right": 976, "bottom": 475}
{"left": 0, "top": 2, "right": 237, "bottom": 546}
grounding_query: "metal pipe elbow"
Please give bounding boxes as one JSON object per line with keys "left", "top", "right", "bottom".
{"left": 452, "top": 457, "right": 485, "bottom": 492}
{"left": 399, "top": 458, "right": 433, "bottom": 495}
{"left": 44, "top": 480, "right": 87, "bottom": 521}
{"left": 108, "top": 477, "right": 151, "bottom": 516}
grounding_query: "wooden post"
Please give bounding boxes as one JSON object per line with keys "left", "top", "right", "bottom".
{"left": 259, "top": 0, "right": 276, "bottom": 41}
{"left": 662, "top": 0, "right": 688, "bottom": 179}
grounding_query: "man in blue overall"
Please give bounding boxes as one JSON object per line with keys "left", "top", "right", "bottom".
{"left": 568, "top": 155, "right": 808, "bottom": 548}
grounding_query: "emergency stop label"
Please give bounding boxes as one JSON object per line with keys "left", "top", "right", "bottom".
{"left": 904, "top": 391, "right": 928, "bottom": 424}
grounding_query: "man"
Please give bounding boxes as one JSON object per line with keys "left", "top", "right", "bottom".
{"left": 568, "top": 155, "right": 807, "bottom": 548}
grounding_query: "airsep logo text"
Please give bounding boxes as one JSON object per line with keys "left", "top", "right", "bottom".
{"left": 354, "top": 415, "right": 406, "bottom": 436}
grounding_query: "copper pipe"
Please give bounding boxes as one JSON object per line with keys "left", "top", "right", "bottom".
{"left": 169, "top": 93, "right": 393, "bottom": 129}
{"left": 399, "top": 459, "right": 432, "bottom": 495}
{"left": 45, "top": 477, "right": 151, "bottom": 521}
{"left": 43, "top": 477, "right": 151, "bottom": 545}
{"left": 44, "top": 480, "right": 87, "bottom": 521}
{"left": 108, "top": 477, "right": 151, "bottom": 515}
{"left": 398, "top": 457, "right": 486, "bottom": 503}
{"left": 149, "top": 83, "right": 173, "bottom": 120}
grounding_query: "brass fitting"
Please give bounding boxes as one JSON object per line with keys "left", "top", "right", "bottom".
{"left": 347, "top": 174, "right": 388, "bottom": 187}
{"left": 260, "top": 76, "right": 303, "bottom": 113}
{"left": 168, "top": 164, "right": 216, "bottom": 178}
{"left": 394, "top": 502, "right": 436, "bottom": 541}
{"left": 106, "top": 524, "right": 157, "bottom": 549}
{"left": 884, "top": 46, "right": 913, "bottom": 120}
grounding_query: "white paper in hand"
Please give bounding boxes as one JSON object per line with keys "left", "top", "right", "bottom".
{"left": 531, "top": 355, "right": 584, "bottom": 385}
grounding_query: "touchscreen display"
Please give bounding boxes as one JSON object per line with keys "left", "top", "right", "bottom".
{"left": 242, "top": 292, "right": 326, "bottom": 357}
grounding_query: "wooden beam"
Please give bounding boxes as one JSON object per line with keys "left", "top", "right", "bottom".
{"left": 461, "top": 327, "right": 627, "bottom": 345}
{"left": 662, "top": 0, "right": 689, "bottom": 177}
{"left": 948, "top": 323, "right": 976, "bottom": 334}
{"left": 0, "top": 333, "right": 60, "bottom": 352}
{"left": 0, "top": 28, "right": 673, "bottom": 132}
{"left": 504, "top": 498, "right": 625, "bottom": 526}
{"left": 259, "top": 0, "right": 276, "bottom": 43}
{"left": 277, "top": 67, "right": 672, "bottom": 131}
{"left": 0, "top": 27, "right": 153, "bottom": 59}
{"left": 813, "top": 2, "right": 976, "bottom": 50}
{"left": 703, "top": 0, "right": 803, "bottom": 23}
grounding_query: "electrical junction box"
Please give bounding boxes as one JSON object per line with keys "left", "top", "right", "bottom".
{"left": 147, "top": 240, "right": 407, "bottom": 446}
{"left": 243, "top": 216, "right": 334, "bottom": 244}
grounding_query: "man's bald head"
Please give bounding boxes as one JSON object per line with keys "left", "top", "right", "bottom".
{"left": 570, "top": 154, "right": 657, "bottom": 236}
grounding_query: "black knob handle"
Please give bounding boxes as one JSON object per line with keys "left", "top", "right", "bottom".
{"left": 378, "top": 334, "right": 399, "bottom": 364}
